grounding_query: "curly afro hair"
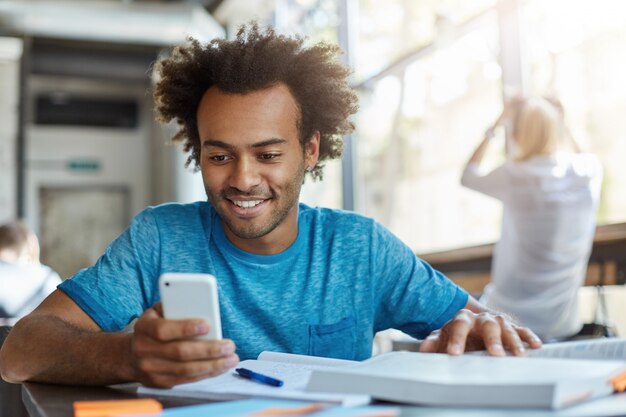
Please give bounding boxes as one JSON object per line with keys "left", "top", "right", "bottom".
{"left": 154, "top": 22, "right": 359, "bottom": 180}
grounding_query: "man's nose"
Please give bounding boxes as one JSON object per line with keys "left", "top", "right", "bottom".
{"left": 229, "top": 158, "right": 261, "bottom": 192}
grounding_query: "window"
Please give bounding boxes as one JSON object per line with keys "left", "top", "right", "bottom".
{"left": 275, "top": 0, "right": 344, "bottom": 209}
{"left": 356, "top": 0, "right": 496, "bottom": 82}
{"left": 279, "top": 0, "right": 625, "bottom": 252}
{"left": 355, "top": 11, "right": 503, "bottom": 253}
{"left": 524, "top": 0, "right": 626, "bottom": 225}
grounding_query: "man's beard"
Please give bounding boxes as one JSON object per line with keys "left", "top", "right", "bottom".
{"left": 205, "top": 163, "right": 305, "bottom": 240}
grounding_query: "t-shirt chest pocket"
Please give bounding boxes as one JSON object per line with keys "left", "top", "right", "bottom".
{"left": 308, "top": 315, "right": 357, "bottom": 360}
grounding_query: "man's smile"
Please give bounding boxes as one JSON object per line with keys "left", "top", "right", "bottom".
{"left": 225, "top": 197, "right": 271, "bottom": 218}
{"left": 231, "top": 199, "right": 265, "bottom": 208}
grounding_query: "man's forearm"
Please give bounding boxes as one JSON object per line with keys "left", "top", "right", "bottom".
{"left": 0, "top": 314, "right": 135, "bottom": 385}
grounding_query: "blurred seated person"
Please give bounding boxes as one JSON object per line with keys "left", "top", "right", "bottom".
{"left": 0, "top": 221, "right": 61, "bottom": 320}
{"left": 461, "top": 96, "right": 603, "bottom": 341}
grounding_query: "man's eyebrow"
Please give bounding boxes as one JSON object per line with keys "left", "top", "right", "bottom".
{"left": 202, "top": 138, "right": 287, "bottom": 149}
{"left": 251, "top": 138, "right": 286, "bottom": 148}
{"left": 202, "top": 139, "right": 234, "bottom": 150}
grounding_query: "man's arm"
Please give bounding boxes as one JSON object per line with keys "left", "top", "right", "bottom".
{"left": 0, "top": 290, "right": 238, "bottom": 387}
{"left": 419, "top": 295, "right": 543, "bottom": 356}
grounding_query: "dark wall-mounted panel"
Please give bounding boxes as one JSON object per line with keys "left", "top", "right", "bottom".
{"left": 35, "top": 94, "right": 139, "bottom": 128}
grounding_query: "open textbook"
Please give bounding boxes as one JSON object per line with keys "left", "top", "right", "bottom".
{"left": 137, "top": 351, "right": 370, "bottom": 406}
{"left": 306, "top": 339, "right": 626, "bottom": 410}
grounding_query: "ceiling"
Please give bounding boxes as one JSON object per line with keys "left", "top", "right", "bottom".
{"left": 0, "top": 0, "right": 226, "bottom": 46}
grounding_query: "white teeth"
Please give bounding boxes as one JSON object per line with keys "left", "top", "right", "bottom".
{"left": 232, "top": 200, "right": 263, "bottom": 208}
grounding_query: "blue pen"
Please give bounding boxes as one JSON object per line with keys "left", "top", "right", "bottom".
{"left": 235, "top": 368, "right": 284, "bottom": 387}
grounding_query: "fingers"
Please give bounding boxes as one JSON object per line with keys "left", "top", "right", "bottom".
{"left": 134, "top": 338, "right": 236, "bottom": 362}
{"left": 474, "top": 316, "right": 543, "bottom": 356}
{"left": 420, "top": 309, "right": 476, "bottom": 355}
{"left": 132, "top": 306, "right": 239, "bottom": 388}
{"left": 484, "top": 315, "right": 513, "bottom": 356}
{"left": 515, "top": 325, "right": 543, "bottom": 349}
{"left": 135, "top": 310, "right": 210, "bottom": 342}
{"left": 138, "top": 354, "right": 240, "bottom": 388}
{"left": 444, "top": 309, "right": 475, "bottom": 355}
{"left": 131, "top": 335, "right": 239, "bottom": 388}
{"left": 153, "top": 302, "right": 164, "bottom": 317}
{"left": 420, "top": 309, "right": 543, "bottom": 357}
{"left": 418, "top": 330, "right": 441, "bottom": 353}
{"left": 138, "top": 354, "right": 239, "bottom": 380}
{"left": 487, "top": 315, "right": 542, "bottom": 355}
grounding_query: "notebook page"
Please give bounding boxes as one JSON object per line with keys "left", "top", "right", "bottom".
{"left": 138, "top": 358, "right": 369, "bottom": 406}
{"left": 257, "top": 351, "right": 357, "bottom": 367}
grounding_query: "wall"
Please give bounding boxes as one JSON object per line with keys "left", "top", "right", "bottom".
{"left": 0, "top": 37, "right": 21, "bottom": 224}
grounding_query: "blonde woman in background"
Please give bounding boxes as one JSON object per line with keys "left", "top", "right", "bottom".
{"left": 461, "top": 97, "right": 603, "bottom": 341}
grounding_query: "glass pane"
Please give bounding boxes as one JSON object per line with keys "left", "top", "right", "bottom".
{"left": 277, "top": 0, "right": 343, "bottom": 209}
{"left": 355, "top": 14, "right": 502, "bottom": 253}
{"left": 301, "top": 159, "right": 343, "bottom": 209}
{"left": 278, "top": 0, "right": 340, "bottom": 44}
{"left": 356, "top": 0, "right": 497, "bottom": 81}
{"left": 524, "top": 0, "right": 626, "bottom": 225}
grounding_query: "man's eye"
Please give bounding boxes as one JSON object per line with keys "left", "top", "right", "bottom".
{"left": 210, "top": 155, "right": 230, "bottom": 162}
{"left": 260, "top": 153, "right": 279, "bottom": 160}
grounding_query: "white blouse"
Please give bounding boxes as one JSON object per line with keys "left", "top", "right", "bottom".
{"left": 461, "top": 152, "right": 603, "bottom": 340}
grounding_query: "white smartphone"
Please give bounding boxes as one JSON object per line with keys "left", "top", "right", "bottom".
{"left": 158, "top": 273, "right": 222, "bottom": 340}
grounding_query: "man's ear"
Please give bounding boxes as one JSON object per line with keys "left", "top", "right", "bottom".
{"left": 304, "top": 131, "right": 321, "bottom": 168}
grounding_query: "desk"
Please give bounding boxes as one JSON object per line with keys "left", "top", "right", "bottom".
{"left": 22, "top": 382, "right": 208, "bottom": 417}
{"left": 21, "top": 382, "right": 626, "bottom": 417}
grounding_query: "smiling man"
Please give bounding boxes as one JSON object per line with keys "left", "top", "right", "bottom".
{"left": 0, "top": 23, "right": 541, "bottom": 389}
{"left": 197, "top": 84, "right": 316, "bottom": 254}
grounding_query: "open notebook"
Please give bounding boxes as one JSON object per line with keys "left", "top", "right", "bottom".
{"left": 137, "top": 351, "right": 370, "bottom": 407}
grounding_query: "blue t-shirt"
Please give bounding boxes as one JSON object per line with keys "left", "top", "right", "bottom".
{"left": 59, "top": 202, "right": 467, "bottom": 361}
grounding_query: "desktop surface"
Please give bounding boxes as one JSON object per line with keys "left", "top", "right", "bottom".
{"left": 21, "top": 382, "right": 210, "bottom": 417}
{"left": 21, "top": 381, "right": 626, "bottom": 417}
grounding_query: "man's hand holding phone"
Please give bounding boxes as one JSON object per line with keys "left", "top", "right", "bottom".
{"left": 129, "top": 274, "right": 238, "bottom": 388}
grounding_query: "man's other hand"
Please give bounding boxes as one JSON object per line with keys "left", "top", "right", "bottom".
{"left": 131, "top": 303, "right": 239, "bottom": 388}
{"left": 419, "top": 309, "right": 543, "bottom": 356}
